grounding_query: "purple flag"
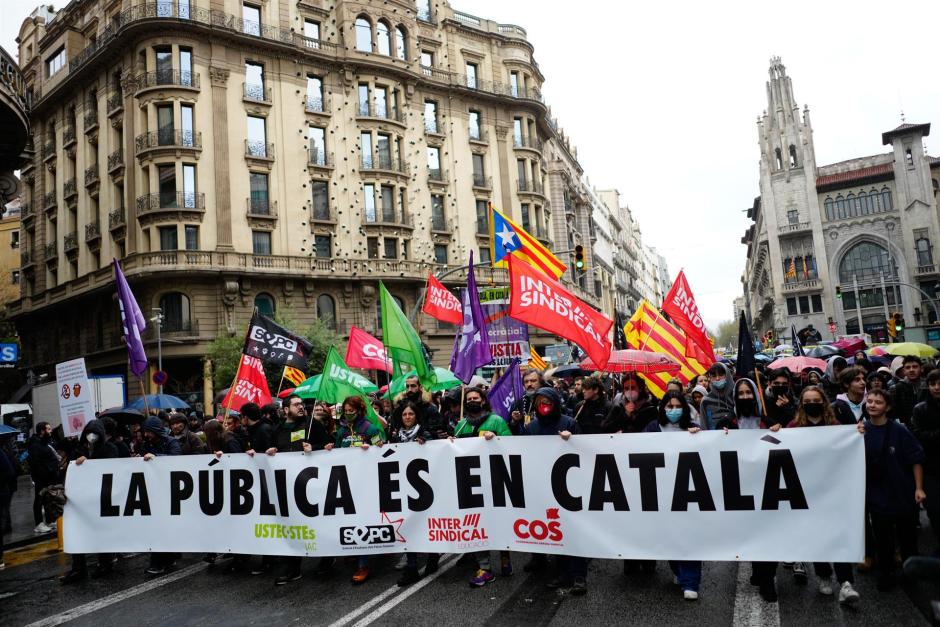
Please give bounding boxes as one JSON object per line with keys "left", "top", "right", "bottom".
{"left": 487, "top": 358, "right": 524, "bottom": 421}
{"left": 113, "top": 258, "right": 148, "bottom": 377}
{"left": 450, "top": 252, "right": 492, "bottom": 383}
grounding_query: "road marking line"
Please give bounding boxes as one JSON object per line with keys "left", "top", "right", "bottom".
{"left": 731, "top": 562, "right": 781, "bottom": 627}
{"left": 24, "top": 562, "right": 208, "bottom": 627}
{"left": 326, "top": 554, "right": 461, "bottom": 627}
{"left": 350, "top": 555, "right": 462, "bottom": 627}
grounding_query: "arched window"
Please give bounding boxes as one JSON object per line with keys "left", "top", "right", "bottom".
{"left": 789, "top": 144, "right": 798, "bottom": 167}
{"left": 317, "top": 294, "right": 336, "bottom": 329}
{"left": 395, "top": 26, "right": 407, "bottom": 60}
{"left": 835, "top": 195, "right": 845, "bottom": 219}
{"left": 160, "top": 292, "right": 191, "bottom": 332}
{"left": 838, "top": 241, "right": 898, "bottom": 284}
{"left": 824, "top": 198, "right": 834, "bottom": 221}
{"left": 881, "top": 187, "right": 892, "bottom": 211}
{"left": 254, "top": 292, "right": 275, "bottom": 317}
{"left": 858, "top": 191, "right": 869, "bottom": 215}
{"left": 355, "top": 17, "right": 372, "bottom": 52}
{"left": 774, "top": 147, "right": 783, "bottom": 170}
{"left": 870, "top": 188, "right": 881, "bottom": 212}
{"left": 376, "top": 21, "right": 391, "bottom": 56}
{"left": 916, "top": 236, "right": 933, "bottom": 267}
{"left": 846, "top": 193, "right": 856, "bottom": 217}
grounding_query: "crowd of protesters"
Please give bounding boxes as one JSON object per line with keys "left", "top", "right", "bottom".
{"left": 2, "top": 352, "right": 938, "bottom": 606}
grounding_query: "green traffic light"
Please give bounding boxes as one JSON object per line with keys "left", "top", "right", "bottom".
{"left": 575, "top": 260, "right": 584, "bottom": 269}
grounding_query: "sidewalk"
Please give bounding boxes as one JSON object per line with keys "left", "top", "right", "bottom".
{"left": 3, "top": 475, "right": 55, "bottom": 548}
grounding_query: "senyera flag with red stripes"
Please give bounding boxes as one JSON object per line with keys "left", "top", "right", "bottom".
{"left": 508, "top": 256, "right": 613, "bottom": 370}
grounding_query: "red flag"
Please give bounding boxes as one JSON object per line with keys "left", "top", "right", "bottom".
{"left": 507, "top": 256, "right": 613, "bottom": 370}
{"left": 345, "top": 325, "right": 394, "bottom": 373}
{"left": 222, "top": 354, "right": 272, "bottom": 410}
{"left": 422, "top": 273, "right": 463, "bottom": 325}
{"left": 661, "top": 270, "right": 716, "bottom": 365}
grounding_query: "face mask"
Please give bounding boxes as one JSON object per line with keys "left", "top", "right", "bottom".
{"left": 772, "top": 385, "right": 788, "bottom": 394}
{"left": 665, "top": 408, "right": 683, "bottom": 423}
{"left": 803, "top": 403, "right": 825, "bottom": 418}
{"left": 343, "top": 412, "right": 357, "bottom": 422}
{"left": 712, "top": 379, "right": 727, "bottom": 391}
{"left": 465, "top": 401, "right": 483, "bottom": 414}
{"left": 736, "top": 398, "right": 756, "bottom": 416}
{"left": 536, "top": 403, "right": 553, "bottom": 417}
{"left": 624, "top": 390, "right": 639, "bottom": 402}
{"left": 86, "top": 433, "right": 99, "bottom": 444}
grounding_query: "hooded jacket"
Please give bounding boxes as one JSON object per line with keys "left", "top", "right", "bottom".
{"left": 171, "top": 423, "right": 207, "bottom": 456}
{"left": 821, "top": 357, "right": 847, "bottom": 402}
{"left": 574, "top": 394, "right": 612, "bottom": 435}
{"left": 140, "top": 417, "right": 182, "bottom": 456}
{"left": 721, "top": 378, "right": 765, "bottom": 430}
{"left": 602, "top": 391, "right": 658, "bottom": 434}
{"left": 523, "top": 388, "right": 580, "bottom": 436}
{"left": 394, "top": 388, "right": 447, "bottom": 436}
{"left": 74, "top": 420, "right": 119, "bottom": 461}
{"left": 912, "top": 395, "right": 940, "bottom": 476}
{"left": 699, "top": 363, "right": 735, "bottom": 430}
{"left": 832, "top": 392, "right": 868, "bottom": 425}
{"left": 26, "top": 432, "right": 61, "bottom": 485}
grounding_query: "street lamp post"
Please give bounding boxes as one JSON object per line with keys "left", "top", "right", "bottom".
{"left": 150, "top": 308, "right": 164, "bottom": 394}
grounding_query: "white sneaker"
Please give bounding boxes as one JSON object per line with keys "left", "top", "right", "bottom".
{"left": 394, "top": 554, "right": 408, "bottom": 571}
{"left": 818, "top": 579, "right": 833, "bottom": 595}
{"left": 0, "top": 562, "right": 6, "bottom": 570}
{"left": 34, "top": 522, "right": 52, "bottom": 534}
{"left": 838, "top": 581, "right": 860, "bottom": 605}
{"left": 683, "top": 590, "right": 699, "bottom": 600}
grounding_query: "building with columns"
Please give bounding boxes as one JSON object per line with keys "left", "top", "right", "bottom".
{"left": 12, "top": 0, "right": 611, "bottom": 405}
{"left": 742, "top": 57, "right": 940, "bottom": 343}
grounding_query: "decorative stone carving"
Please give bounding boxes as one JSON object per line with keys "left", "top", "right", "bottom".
{"left": 282, "top": 279, "right": 294, "bottom": 304}
{"left": 239, "top": 278, "right": 252, "bottom": 305}
{"left": 304, "top": 280, "right": 316, "bottom": 306}
{"left": 0, "top": 172, "right": 20, "bottom": 204}
{"left": 360, "top": 284, "right": 375, "bottom": 308}
{"left": 208, "top": 66, "right": 230, "bottom": 87}
{"left": 222, "top": 280, "right": 239, "bottom": 334}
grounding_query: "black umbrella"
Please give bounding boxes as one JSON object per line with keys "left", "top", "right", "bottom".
{"left": 97, "top": 407, "right": 147, "bottom": 424}
{"left": 806, "top": 345, "right": 840, "bottom": 359}
{"left": 545, "top": 364, "right": 594, "bottom": 379}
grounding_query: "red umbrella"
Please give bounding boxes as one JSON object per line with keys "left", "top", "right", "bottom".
{"left": 580, "top": 349, "right": 682, "bottom": 374}
{"left": 767, "top": 356, "right": 828, "bottom": 374}
{"left": 832, "top": 337, "right": 867, "bottom": 354}
{"left": 277, "top": 387, "right": 295, "bottom": 399}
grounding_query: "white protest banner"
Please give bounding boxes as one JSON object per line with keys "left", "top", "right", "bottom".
{"left": 64, "top": 427, "right": 864, "bottom": 562}
{"left": 56, "top": 357, "right": 96, "bottom": 437}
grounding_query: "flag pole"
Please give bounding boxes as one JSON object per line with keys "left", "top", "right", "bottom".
{"left": 138, "top": 376, "right": 151, "bottom": 416}
{"left": 275, "top": 366, "right": 287, "bottom": 398}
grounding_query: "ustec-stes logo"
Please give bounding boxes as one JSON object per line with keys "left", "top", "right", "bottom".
{"left": 340, "top": 512, "right": 405, "bottom": 548}
{"left": 513, "top": 508, "right": 563, "bottom": 546}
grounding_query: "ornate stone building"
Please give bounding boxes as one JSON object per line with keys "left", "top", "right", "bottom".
{"left": 742, "top": 58, "right": 940, "bottom": 342}
{"left": 11, "top": 0, "right": 604, "bottom": 404}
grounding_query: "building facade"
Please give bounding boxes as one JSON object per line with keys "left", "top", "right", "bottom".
{"left": 742, "top": 58, "right": 940, "bottom": 342}
{"left": 12, "top": 0, "right": 613, "bottom": 405}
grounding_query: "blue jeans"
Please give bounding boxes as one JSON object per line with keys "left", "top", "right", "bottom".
{"left": 669, "top": 560, "right": 702, "bottom": 592}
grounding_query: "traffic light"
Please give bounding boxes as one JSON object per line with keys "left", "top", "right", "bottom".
{"left": 894, "top": 312, "right": 905, "bottom": 333}
{"left": 887, "top": 313, "right": 897, "bottom": 339}
{"left": 574, "top": 245, "right": 585, "bottom": 271}
{"left": 835, "top": 286, "right": 842, "bottom": 299}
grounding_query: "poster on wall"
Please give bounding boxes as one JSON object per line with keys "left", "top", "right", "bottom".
{"left": 478, "top": 287, "right": 530, "bottom": 368}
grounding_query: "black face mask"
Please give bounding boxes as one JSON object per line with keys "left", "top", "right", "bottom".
{"left": 771, "top": 385, "right": 788, "bottom": 395}
{"left": 736, "top": 398, "right": 756, "bottom": 416}
{"left": 803, "top": 403, "right": 825, "bottom": 418}
{"left": 465, "top": 401, "right": 483, "bottom": 414}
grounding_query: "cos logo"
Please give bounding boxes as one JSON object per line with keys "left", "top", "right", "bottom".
{"left": 513, "top": 508, "right": 563, "bottom": 542}
{"left": 362, "top": 342, "right": 388, "bottom": 361}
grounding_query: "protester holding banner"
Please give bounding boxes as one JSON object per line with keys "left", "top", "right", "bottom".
{"left": 393, "top": 376, "right": 448, "bottom": 439}
{"left": 204, "top": 419, "right": 242, "bottom": 455}
{"left": 328, "top": 397, "right": 386, "bottom": 451}
{"left": 168, "top": 413, "right": 206, "bottom": 456}
{"left": 863, "top": 388, "right": 926, "bottom": 591}
{"left": 764, "top": 369, "right": 796, "bottom": 428}
{"left": 509, "top": 369, "right": 545, "bottom": 434}
{"left": 602, "top": 373, "right": 658, "bottom": 434}
{"left": 574, "top": 378, "right": 612, "bottom": 434}
{"left": 242, "top": 403, "right": 276, "bottom": 456}
{"left": 832, "top": 367, "right": 868, "bottom": 425}
{"left": 140, "top": 416, "right": 182, "bottom": 576}
{"left": 911, "top": 368, "right": 940, "bottom": 544}
{"left": 222, "top": 413, "right": 249, "bottom": 453}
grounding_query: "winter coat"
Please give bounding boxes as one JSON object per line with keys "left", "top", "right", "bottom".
{"left": 0, "top": 445, "right": 16, "bottom": 498}
{"left": 912, "top": 396, "right": 940, "bottom": 476}
{"left": 173, "top": 427, "right": 207, "bottom": 456}
{"left": 334, "top": 416, "right": 385, "bottom": 448}
{"left": 390, "top": 422, "right": 435, "bottom": 444}
{"left": 453, "top": 413, "right": 513, "bottom": 438}
{"left": 26, "top": 434, "right": 60, "bottom": 485}
{"left": 892, "top": 378, "right": 928, "bottom": 427}
{"left": 273, "top": 419, "right": 309, "bottom": 453}
{"left": 864, "top": 419, "right": 925, "bottom": 515}
{"left": 74, "top": 420, "right": 119, "bottom": 461}
{"left": 394, "top": 390, "right": 448, "bottom": 436}
{"left": 719, "top": 378, "right": 766, "bottom": 430}
{"left": 140, "top": 418, "right": 182, "bottom": 457}
{"left": 603, "top": 400, "right": 658, "bottom": 434}
{"left": 304, "top": 418, "right": 332, "bottom": 452}
{"left": 520, "top": 388, "right": 580, "bottom": 436}
{"left": 821, "top": 357, "right": 847, "bottom": 402}
{"left": 699, "top": 362, "right": 735, "bottom": 430}
{"left": 574, "top": 396, "right": 612, "bottom": 434}
{"left": 832, "top": 394, "right": 867, "bottom": 425}
{"left": 247, "top": 419, "right": 277, "bottom": 452}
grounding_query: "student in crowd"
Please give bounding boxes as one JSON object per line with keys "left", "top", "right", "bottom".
{"left": 893, "top": 356, "right": 928, "bottom": 426}
{"left": 764, "top": 368, "right": 796, "bottom": 428}
{"left": 700, "top": 362, "right": 736, "bottom": 430}
{"left": 912, "top": 368, "right": 940, "bottom": 544}
{"left": 603, "top": 373, "right": 658, "bottom": 434}
{"left": 832, "top": 366, "right": 868, "bottom": 425}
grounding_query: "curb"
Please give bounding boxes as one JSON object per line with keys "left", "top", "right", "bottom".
{"left": 4, "top": 531, "right": 56, "bottom": 552}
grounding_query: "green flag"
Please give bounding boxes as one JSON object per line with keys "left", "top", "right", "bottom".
{"left": 379, "top": 282, "right": 430, "bottom": 379}
{"left": 317, "top": 346, "right": 385, "bottom": 435}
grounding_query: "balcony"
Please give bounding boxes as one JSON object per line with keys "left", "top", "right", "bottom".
{"left": 517, "top": 179, "right": 545, "bottom": 197}
{"left": 136, "top": 192, "right": 206, "bottom": 225}
{"left": 44, "top": 242, "right": 57, "bottom": 262}
{"left": 64, "top": 232, "right": 79, "bottom": 256}
{"left": 778, "top": 221, "right": 812, "bottom": 236}
{"left": 513, "top": 136, "right": 543, "bottom": 153}
{"left": 107, "top": 149, "right": 124, "bottom": 177}
{"left": 43, "top": 191, "right": 57, "bottom": 215}
{"left": 243, "top": 82, "right": 271, "bottom": 105}
{"left": 135, "top": 130, "right": 202, "bottom": 158}
{"left": 425, "top": 119, "right": 442, "bottom": 135}
{"left": 362, "top": 212, "right": 414, "bottom": 230}
{"left": 307, "top": 148, "right": 334, "bottom": 170}
{"left": 431, "top": 216, "right": 454, "bottom": 234}
{"left": 304, "top": 95, "right": 330, "bottom": 115}
{"left": 469, "top": 129, "right": 488, "bottom": 144}
{"left": 107, "top": 91, "right": 123, "bottom": 116}
{"left": 42, "top": 141, "right": 56, "bottom": 163}
{"left": 356, "top": 102, "right": 406, "bottom": 127}
{"left": 20, "top": 249, "right": 33, "bottom": 268}
{"left": 420, "top": 65, "right": 453, "bottom": 83}
{"left": 472, "top": 174, "right": 492, "bottom": 190}
{"left": 85, "top": 221, "right": 101, "bottom": 248}
{"left": 21, "top": 202, "right": 34, "bottom": 222}
{"left": 782, "top": 278, "right": 821, "bottom": 293}
{"left": 133, "top": 70, "right": 200, "bottom": 95}
{"left": 84, "top": 109, "right": 99, "bottom": 132}
{"left": 108, "top": 207, "right": 126, "bottom": 233}
{"left": 246, "top": 197, "right": 278, "bottom": 221}
{"left": 916, "top": 264, "right": 939, "bottom": 277}
{"left": 427, "top": 168, "right": 448, "bottom": 186}
{"left": 245, "top": 140, "right": 274, "bottom": 164}
{"left": 360, "top": 154, "right": 409, "bottom": 178}
{"left": 63, "top": 179, "right": 77, "bottom": 204}
{"left": 296, "top": 35, "right": 339, "bottom": 53}
{"left": 84, "top": 165, "right": 99, "bottom": 189}
{"left": 63, "top": 126, "right": 77, "bottom": 148}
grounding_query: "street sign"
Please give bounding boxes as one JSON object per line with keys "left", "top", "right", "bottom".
{"left": 0, "top": 343, "right": 17, "bottom": 368}
{"left": 828, "top": 323, "right": 837, "bottom": 333}
{"left": 152, "top": 370, "right": 168, "bottom": 386}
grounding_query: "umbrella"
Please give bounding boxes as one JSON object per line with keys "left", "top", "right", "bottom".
{"left": 754, "top": 353, "right": 774, "bottom": 362}
{"left": 294, "top": 373, "right": 379, "bottom": 399}
{"left": 128, "top": 394, "right": 190, "bottom": 412}
{"left": 544, "top": 364, "right": 594, "bottom": 379}
{"left": 97, "top": 407, "right": 147, "bottom": 424}
{"left": 386, "top": 367, "right": 462, "bottom": 398}
{"left": 884, "top": 342, "right": 939, "bottom": 358}
{"left": 832, "top": 337, "right": 867, "bottom": 354}
{"left": 869, "top": 346, "right": 889, "bottom": 357}
{"left": 806, "top": 345, "right": 840, "bottom": 359}
{"left": 579, "top": 350, "right": 681, "bottom": 375}
{"left": 0, "top": 424, "right": 19, "bottom": 438}
{"left": 767, "top": 356, "right": 829, "bottom": 374}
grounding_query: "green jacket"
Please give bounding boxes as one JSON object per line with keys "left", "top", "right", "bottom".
{"left": 453, "top": 413, "right": 512, "bottom": 438}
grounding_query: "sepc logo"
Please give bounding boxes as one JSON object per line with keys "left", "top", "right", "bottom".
{"left": 513, "top": 508, "right": 563, "bottom": 545}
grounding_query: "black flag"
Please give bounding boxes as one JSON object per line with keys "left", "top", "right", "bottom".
{"left": 791, "top": 325, "right": 805, "bottom": 356}
{"left": 614, "top": 313, "right": 628, "bottom": 350}
{"left": 737, "top": 311, "right": 756, "bottom": 379}
{"left": 243, "top": 312, "right": 314, "bottom": 369}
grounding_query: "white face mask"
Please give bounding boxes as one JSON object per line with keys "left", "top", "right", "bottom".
{"left": 624, "top": 390, "right": 639, "bottom": 402}
{"left": 86, "top": 433, "right": 99, "bottom": 444}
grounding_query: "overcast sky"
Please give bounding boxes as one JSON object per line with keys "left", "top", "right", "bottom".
{"left": 5, "top": 0, "right": 940, "bottom": 330}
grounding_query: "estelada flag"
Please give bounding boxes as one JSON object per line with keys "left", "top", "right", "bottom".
{"left": 346, "top": 325, "right": 394, "bottom": 373}
{"left": 507, "top": 255, "right": 613, "bottom": 369}
{"left": 222, "top": 354, "right": 272, "bottom": 411}
{"left": 422, "top": 273, "right": 463, "bottom": 325}
{"left": 624, "top": 300, "right": 707, "bottom": 398}
{"left": 661, "top": 270, "right": 716, "bottom": 365}
{"left": 283, "top": 365, "right": 306, "bottom": 387}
